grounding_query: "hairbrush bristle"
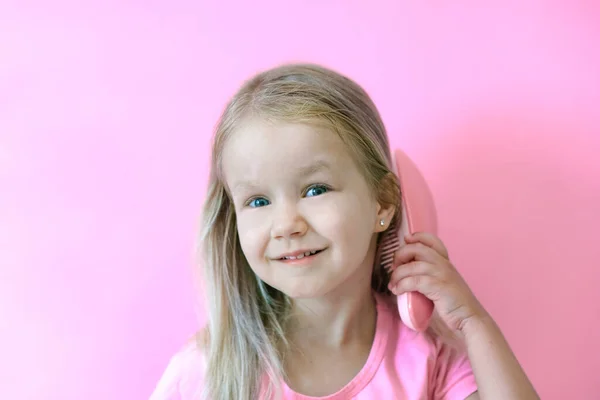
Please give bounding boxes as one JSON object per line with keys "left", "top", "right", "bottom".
{"left": 379, "top": 220, "right": 401, "bottom": 272}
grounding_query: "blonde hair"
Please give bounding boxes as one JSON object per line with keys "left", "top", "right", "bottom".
{"left": 197, "top": 63, "right": 452, "bottom": 400}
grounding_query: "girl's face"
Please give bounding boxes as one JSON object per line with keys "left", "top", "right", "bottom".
{"left": 222, "top": 119, "right": 393, "bottom": 299}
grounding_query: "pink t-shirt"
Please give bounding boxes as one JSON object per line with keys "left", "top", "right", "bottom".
{"left": 150, "top": 293, "right": 478, "bottom": 399}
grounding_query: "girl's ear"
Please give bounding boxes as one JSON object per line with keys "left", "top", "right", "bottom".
{"left": 374, "top": 171, "right": 400, "bottom": 232}
{"left": 375, "top": 202, "right": 396, "bottom": 232}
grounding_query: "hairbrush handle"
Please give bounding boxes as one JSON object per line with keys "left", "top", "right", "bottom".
{"left": 391, "top": 148, "right": 436, "bottom": 331}
{"left": 398, "top": 292, "right": 434, "bottom": 331}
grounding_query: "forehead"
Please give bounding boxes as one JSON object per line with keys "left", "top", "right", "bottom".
{"left": 221, "top": 119, "right": 356, "bottom": 183}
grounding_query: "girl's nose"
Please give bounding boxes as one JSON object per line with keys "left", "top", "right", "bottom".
{"left": 270, "top": 203, "right": 308, "bottom": 239}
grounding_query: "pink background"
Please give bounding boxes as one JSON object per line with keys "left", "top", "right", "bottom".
{"left": 1, "top": 1, "right": 599, "bottom": 399}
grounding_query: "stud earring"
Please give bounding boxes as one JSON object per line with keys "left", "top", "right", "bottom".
{"left": 380, "top": 219, "right": 385, "bottom": 226}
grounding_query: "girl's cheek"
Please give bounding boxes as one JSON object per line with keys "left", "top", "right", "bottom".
{"left": 238, "top": 215, "right": 271, "bottom": 250}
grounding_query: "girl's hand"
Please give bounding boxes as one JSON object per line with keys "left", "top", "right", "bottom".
{"left": 387, "top": 232, "right": 487, "bottom": 333}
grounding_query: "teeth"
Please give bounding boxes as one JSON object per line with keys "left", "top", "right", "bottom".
{"left": 283, "top": 250, "right": 320, "bottom": 260}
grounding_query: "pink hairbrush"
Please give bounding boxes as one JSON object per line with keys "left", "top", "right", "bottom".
{"left": 378, "top": 148, "right": 436, "bottom": 331}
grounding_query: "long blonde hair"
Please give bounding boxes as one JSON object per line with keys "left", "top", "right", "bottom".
{"left": 197, "top": 63, "right": 448, "bottom": 400}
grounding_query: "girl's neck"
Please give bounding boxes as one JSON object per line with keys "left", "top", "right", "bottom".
{"left": 287, "top": 282, "right": 377, "bottom": 349}
{"left": 282, "top": 284, "right": 378, "bottom": 397}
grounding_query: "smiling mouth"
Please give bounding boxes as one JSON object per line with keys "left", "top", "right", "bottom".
{"left": 279, "top": 249, "right": 325, "bottom": 261}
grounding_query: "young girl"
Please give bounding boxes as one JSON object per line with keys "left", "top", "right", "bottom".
{"left": 150, "top": 63, "right": 538, "bottom": 400}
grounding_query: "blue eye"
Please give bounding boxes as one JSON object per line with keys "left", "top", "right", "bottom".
{"left": 305, "top": 185, "right": 330, "bottom": 197}
{"left": 248, "top": 197, "right": 270, "bottom": 208}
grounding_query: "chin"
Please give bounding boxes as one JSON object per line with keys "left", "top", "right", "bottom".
{"left": 276, "top": 281, "right": 338, "bottom": 300}
{"left": 283, "top": 290, "right": 322, "bottom": 300}
{"left": 277, "top": 286, "right": 320, "bottom": 299}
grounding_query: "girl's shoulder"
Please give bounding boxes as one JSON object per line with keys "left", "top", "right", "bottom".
{"left": 149, "top": 331, "right": 208, "bottom": 400}
{"left": 374, "top": 293, "right": 477, "bottom": 399}
{"left": 375, "top": 291, "right": 457, "bottom": 350}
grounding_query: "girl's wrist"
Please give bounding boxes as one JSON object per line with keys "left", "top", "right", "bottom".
{"left": 457, "top": 307, "right": 541, "bottom": 399}
{"left": 459, "top": 308, "right": 497, "bottom": 342}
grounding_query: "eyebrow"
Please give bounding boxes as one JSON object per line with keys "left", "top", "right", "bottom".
{"left": 231, "top": 159, "right": 333, "bottom": 194}
{"left": 296, "top": 159, "right": 332, "bottom": 177}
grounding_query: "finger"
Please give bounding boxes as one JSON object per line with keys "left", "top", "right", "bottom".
{"left": 392, "top": 275, "right": 441, "bottom": 299}
{"left": 405, "top": 232, "right": 449, "bottom": 259}
{"left": 388, "top": 260, "right": 435, "bottom": 289}
{"left": 393, "top": 242, "right": 445, "bottom": 266}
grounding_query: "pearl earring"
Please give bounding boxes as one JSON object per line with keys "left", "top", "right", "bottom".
{"left": 380, "top": 219, "right": 385, "bottom": 226}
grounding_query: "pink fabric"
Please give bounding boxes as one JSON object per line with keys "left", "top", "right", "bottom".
{"left": 150, "top": 293, "right": 477, "bottom": 399}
